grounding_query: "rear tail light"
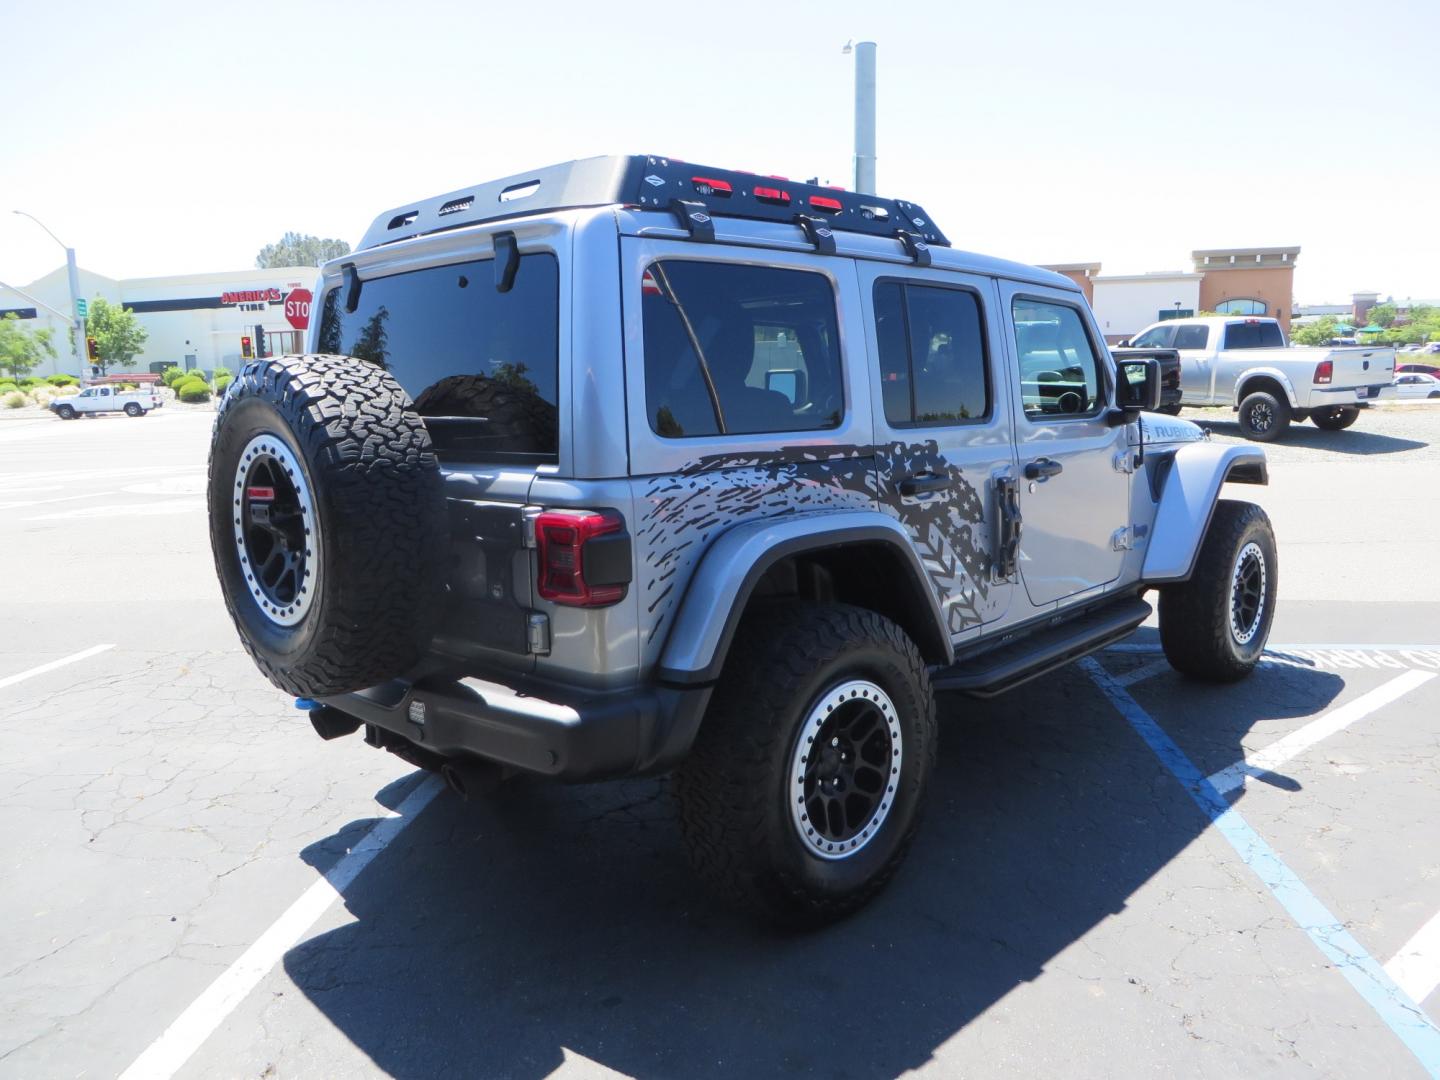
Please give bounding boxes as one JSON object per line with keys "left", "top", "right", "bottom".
{"left": 1314, "top": 359, "right": 1333, "bottom": 384}
{"left": 753, "top": 185, "right": 791, "bottom": 206}
{"left": 808, "top": 195, "right": 843, "bottom": 213}
{"left": 535, "top": 510, "right": 628, "bottom": 607}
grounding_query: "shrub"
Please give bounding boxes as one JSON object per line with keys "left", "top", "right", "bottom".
{"left": 214, "top": 374, "right": 233, "bottom": 395}
{"left": 213, "top": 366, "right": 232, "bottom": 380}
{"left": 161, "top": 366, "right": 187, "bottom": 386}
{"left": 174, "top": 375, "right": 206, "bottom": 393}
{"left": 177, "top": 383, "right": 212, "bottom": 403}
{"left": 0, "top": 382, "right": 18, "bottom": 395}
{"left": 17, "top": 377, "right": 42, "bottom": 389}
{"left": 3, "top": 391, "right": 27, "bottom": 409}
{"left": 31, "top": 387, "right": 53, "bottom": 407}
{"left": 45, "top": 373, "right": 79, "bottom": 387}
{"left": 51, "top": 384, "right": 80, "bottom": 396}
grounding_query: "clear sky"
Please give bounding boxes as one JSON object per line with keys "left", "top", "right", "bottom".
{"left": 2, "top": 0, "right": 1436, "bottom": 305}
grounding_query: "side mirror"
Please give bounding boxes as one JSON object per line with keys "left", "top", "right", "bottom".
{"left": 1116, "top": 338, "right": 1131, "bottom": 348}
{"left": 1116, "top": 357, "right": 1161, "bottom": 413}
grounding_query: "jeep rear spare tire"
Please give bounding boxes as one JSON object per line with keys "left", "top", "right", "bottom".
{"left": 207, "top": 354, "right": 447, "bottom": 697}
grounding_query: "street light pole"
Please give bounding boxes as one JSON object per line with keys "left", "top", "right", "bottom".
{"left": 843, "top": 40, "right": 877, "bottom": 194}
{"left": 12, "top": 210, "right": 85, "bottom": 380}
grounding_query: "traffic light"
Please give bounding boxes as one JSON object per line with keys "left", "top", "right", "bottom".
{"left": 240, "top": 335, "right": 253, "bottom": 359}
{"left": 254, "top": 324, "right": 266, "bottom": 359}
{"left": 86, "top": 337, "right": 99, "bottom": 361}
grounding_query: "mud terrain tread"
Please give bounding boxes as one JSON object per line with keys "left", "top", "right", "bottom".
{"left": 1158, "top": 499, "right": 1276, "bottom": 683}
{"left": 675, "top": 603, "right": 935, "bottom": 925}
{"left": 208, "top": 354, "right": 446, "bottom": 696}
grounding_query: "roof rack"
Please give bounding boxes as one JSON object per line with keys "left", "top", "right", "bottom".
{"left": 355, "top": 155, "right": 950, "bottom": 253}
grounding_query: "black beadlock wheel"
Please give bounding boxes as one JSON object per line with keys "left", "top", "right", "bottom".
{"left": 674, "top": 603, "right": 936, "bottom": 926}
{"left": 1237, "top": 390, "right": 1290, "bottom": 442}
{"left": 1311, "top": 406, "right": 1360, "bottom": 431}
{"left": 207, "top": 354, "right": 448, "bottom": 697}
{"left": 1158, "top": 500, "right": 1278, "bottom": 683}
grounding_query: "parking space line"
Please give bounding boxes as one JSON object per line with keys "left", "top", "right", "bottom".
{"left": 1388, "top": 910, "right": 1440, "bottom": 1007}
{"left": 117, "top": 773, "right": 444, "bottom": 1080}
{"left": 0, "top": 644, "right": 116, "bottom": 691}
{"left": 1207, "top": 670, "right": 1436, "bottom": 795}
{"left": 1081, "top": 658, "right": 1440, "bottom": 1074}
{"left": 1112, "top": 657, "right": 1173, "bottom": 688}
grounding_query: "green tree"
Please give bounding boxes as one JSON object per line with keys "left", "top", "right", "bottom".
{"left": 86, "top": 296, "right": 148, "bottom": 374}
{"left": 1290, "top": 316, "right": 1337, "bottom": 346}
{"left": 255, "top": 232, "right": 351, "bottom": 269}
{"left": 1366, "top": 303, "right": 1397, "bottom": 328}
{"left": 0, "top": 313, "right": 59, "bottom": 381}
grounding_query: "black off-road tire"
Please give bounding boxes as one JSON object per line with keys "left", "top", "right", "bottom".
{"left": 1158, "top": 500, "right": 1278, "bottom": 683}
{"left": 674, "top": 603, "right": 936, "bottom": 926}
{"left": 1156, "top": 402, "right": 1183, "bottom": 416}
{"left": 1237, "top": 390, "right": 1290, "bottom": 442}
{"left": 207, "top": 354, "right": 447, "bottom": 697}
{"left": 1311, "top": 406, "right": 1360, "bottom": 431}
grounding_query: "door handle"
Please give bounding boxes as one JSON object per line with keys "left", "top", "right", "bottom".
{"left": 1023, "top": 458, "right": 1064, "bottom": 481}
{"left": 898, "top": 472, "right": 950, "bottom": 496}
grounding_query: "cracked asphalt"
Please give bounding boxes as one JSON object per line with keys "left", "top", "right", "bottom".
{"left": 2, "top": 407, "right": 1438, "bottom": 1079}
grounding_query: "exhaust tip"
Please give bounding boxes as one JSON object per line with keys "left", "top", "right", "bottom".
{"left": 440, "top": 758, "right": 502, "bottom": 800}
{"left": 309, "top": 706, "right": 362, "bottom": 741}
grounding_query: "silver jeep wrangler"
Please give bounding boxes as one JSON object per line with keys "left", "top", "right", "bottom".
{"left": 208, "top": 155, "right": 1277, "bottom": 923}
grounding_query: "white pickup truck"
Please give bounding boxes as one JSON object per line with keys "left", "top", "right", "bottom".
{"left": 50, "top": 384, "right": 164, "bottom": 420}
{"left": 1124, "top": 316, "right": 1395, "bottom": 441}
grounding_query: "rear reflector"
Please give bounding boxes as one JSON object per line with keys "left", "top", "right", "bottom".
{"left": 1314, "top": 359, "right": 1333, "bottom": 384}
{"left": 246, "top": 487, "right": 276, "bottom": 500}
{"left": 753, "top": 185, "right": 791, "bottom": 205}
{"left": 809, "top": 195, "right": 843, "bottom": 212}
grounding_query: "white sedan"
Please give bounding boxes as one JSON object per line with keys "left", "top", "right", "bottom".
{"left": 1390, "top": 373, "right": 1440, "bottom": 399}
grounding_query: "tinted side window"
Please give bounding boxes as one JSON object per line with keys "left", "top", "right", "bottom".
{"left": 1130, "top": 325, "right": 1174, "bottom": 348}
{"left": 642, "top": 261, "right": 843, "bottom": 438}
{"left": 874, "top": 281, "right": 990, "bottom": 426}
{"left": 1173, "top": 325, "right": 1211, "bottom": 349}
{"left": 317, "top": 254, "right": 559, "bottom": 462}
{"left": 1013, "top": 299, "right": 1105, "bottom": 419}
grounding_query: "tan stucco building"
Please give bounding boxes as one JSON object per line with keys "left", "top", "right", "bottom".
{"left": 1044, "top": 245, "right": 1300, "bottom": 343}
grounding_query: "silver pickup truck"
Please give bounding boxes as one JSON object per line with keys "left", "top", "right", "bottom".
{"left": 1125, "top": 316, "right": 1395, "bottom": 441}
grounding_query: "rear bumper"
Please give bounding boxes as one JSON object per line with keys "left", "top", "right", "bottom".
{"left": 320, "top": 674, "right": 711, "bottom": 782}
{"left": 1306, "top": 384, "right": 1389, "bottom": 406}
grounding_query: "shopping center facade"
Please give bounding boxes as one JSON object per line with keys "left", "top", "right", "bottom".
{"left": 0, "top": 265, "right": 318, "bottom": 378}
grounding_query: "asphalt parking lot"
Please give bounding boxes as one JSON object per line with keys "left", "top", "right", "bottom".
{"left": 2, "top": 405, "right": 1439, "bottom": 1079}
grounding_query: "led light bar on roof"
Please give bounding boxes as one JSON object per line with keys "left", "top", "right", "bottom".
{"left": 355, "top": 154, "right": 949, "bottom": 252}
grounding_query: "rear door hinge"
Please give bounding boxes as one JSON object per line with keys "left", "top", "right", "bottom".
{"left": 527, "top": 612, "right": 552, "bottom": 656}
{"left": 1111, "top": 526, "right": 1132, "bottom": 552}
{"left": 1113, "top": 450, "right": 1136, "bottom": 474}
{"left": 521, "top": 505, "right": 544, "bottom": 548}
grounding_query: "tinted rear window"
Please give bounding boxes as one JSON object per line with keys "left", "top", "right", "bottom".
{"left": 317, "top": 254, "right": 559, "bottom": 462}
{"left": 1223, "top": 321, "right": 1284, "bottom": 349}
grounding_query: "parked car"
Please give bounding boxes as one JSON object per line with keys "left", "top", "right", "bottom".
{"left": 1123, "top": 316, "right": 1395, "bottom": 441}
{"left": 1395, "top": 363, "right": 1440, "bottom": 379}
{"left": 207, "top": 154, "right": 1276, "bottom": 923}
{"left": 50, "top": 384, "right": 163, "bottom": 419}
{"left": 1390, "top": 373, "right": 1440, "bottom": 399}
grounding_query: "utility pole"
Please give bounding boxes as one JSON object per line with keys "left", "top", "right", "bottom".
{"left": 845, "top": 40, "right": 878, "bottom": 194}
{"left": 12, "top": 211, "right": 85, "bottom": 379}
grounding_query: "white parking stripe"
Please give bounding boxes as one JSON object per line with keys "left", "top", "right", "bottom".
{"left": 0, "top": 644, "right": 116, "bottom": 691}
{"left": 117, "top": 773, "right": 445, "bottom": 1080}
{"left": 1387, "top": 908, "right": 1440, "bottom": 1005}
{"left": 1113, "top": 658, "right": 1173, "bottom": 688}
{"left": 0, "top": 490, "right": 120, "bottom": 511}
{"left": 1207, "top": 670, "right": 1436, "bottom": 795}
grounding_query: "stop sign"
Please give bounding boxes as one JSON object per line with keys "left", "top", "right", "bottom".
{"left": 284, "top": 288, "right": 313, "bottom": 330}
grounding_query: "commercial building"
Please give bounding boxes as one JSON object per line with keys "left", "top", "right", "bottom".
{"left": 0, "top": 265, "right": 318, "bottom": 379}
{"left": 1043, "top": 246, "right": 1300, "bottom": 344}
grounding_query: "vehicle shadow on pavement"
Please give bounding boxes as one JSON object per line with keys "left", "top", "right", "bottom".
{"left": 1196, "top": 419, "right": 1427, "bottom": 455}
{"left": 285, "top": 661, "right": 1344, "bottom": 1079}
